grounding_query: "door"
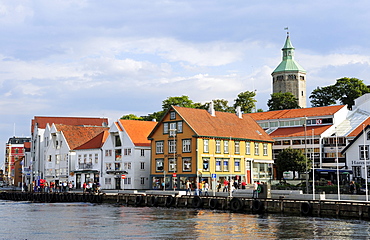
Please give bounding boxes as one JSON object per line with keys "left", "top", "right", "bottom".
{"left": 115, "top": 177, "right": 121, "bottom": 190}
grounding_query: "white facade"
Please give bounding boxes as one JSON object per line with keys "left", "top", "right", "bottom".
{"left": 72, "top": 149, "right": 102, "bottom": 189}
{"left": 101, "top": 121, "right": 152, "bottom": 190}
{"left": 343, "top": 126, "right": 370, "bottom": 182}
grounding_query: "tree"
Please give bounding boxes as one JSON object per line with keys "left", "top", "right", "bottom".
{"left": 233, "top": 91, "right": 257, "bottom": 113}
{"left": 202, "top": 99, "right": 235, "bottom": 113}
{"left": 276, "top": 148, "right": 308, "bottom": 180}
{"left": 162, "top": 95, "right": 195, "bottom": 112}
{"left": 335, "top": 77, "right": 370, "bottom": 110}
{"left": 309, "top": 77, "right": 370, "bottom": 109}
{"left": 120, "top": 114, "right": 144, "bottom": 120}
{"left": 309, "top": 85, "right": 337, "bottom": 107}
{"left": 267, "top": 92, "right": 300, "bottom": 111}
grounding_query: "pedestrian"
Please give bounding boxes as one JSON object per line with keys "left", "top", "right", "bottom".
{"left": 223, "top": 179, "right": 229, "bottom": 192}
{"left": 186, "top": 180, "right": 192, "bottom": 196}
{"left": 217, "top": 181, "right": 221, "bottom": 192}
{"left": 252, "top": 181, "right": 259, "bottom": 198}
{"left": 349, "top": 181, "right": 356, "bottom": 194}
{"left": 68, "top": 181, "right": 73, "bottom": 191}
{"left": 241, "top": 181, "right": 246, "bottom": 189}
{"left": 83, "top": 182, "right": 87, "bottom": 193}
{"left": 204, "top": 182, "right": 209, "bottom": 196}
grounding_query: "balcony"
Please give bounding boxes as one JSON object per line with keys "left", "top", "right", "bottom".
{"left": 78, "top": 163, "right": 93, "bottom": 170}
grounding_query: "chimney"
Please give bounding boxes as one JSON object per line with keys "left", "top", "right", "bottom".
{"left": 208, "top": 101, "right": 215, "bottom": 117}
{"left": 236, "top": 106, "right": 242, "bottom": 119}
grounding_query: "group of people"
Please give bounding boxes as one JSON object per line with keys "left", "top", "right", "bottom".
{"left": 31, "top": 180, "right": 74, "bottom": 193}
{"left": 185, "top": 180, "right": 209, "bottom": 196}
{"left": 82, "top": 181, "right": 101, "bottom": 193}
{"left": 216, "top": 179, "right": 247, "bottom": 193}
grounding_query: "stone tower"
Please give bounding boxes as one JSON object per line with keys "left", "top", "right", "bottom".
{"left": 272, "top": 33, "right": 306, "bottom": 108}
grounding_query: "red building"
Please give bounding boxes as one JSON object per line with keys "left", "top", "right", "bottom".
{"left": 5, "top": 137, "right": 30, "bottom": 187}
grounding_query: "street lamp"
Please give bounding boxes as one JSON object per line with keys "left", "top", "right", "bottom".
{"left": 303, "top": 116, "right": 308, "bottom": 194}
{"left": 312, "top": 129, "right": 315, "bottom": 200}
{"left": 335, "top": 127, "right": 340, "bottom": 200}
{"left": 363, "top": 124, "right": 368, "bottom": 201}
{"left": 169, "top": 128, "right": 177, "bottom": 190}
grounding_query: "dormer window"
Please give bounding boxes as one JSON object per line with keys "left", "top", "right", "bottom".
{"left": 170, "top": 111, "right": 176, "bottom": 120}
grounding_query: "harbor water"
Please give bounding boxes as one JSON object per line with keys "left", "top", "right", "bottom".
{"left": 0, "top": 200, "right": 369, "bottom": 239}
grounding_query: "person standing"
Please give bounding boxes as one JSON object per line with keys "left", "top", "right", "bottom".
{"left": 186, "top": 180, "right": 192, "bottom": 196}
{"left": 349, "top": 181, "right": 356, "bottom": 194}
{"left": 83, "top": 182, "right": 87, "bottom": 193}
{"left": 204, "top": 182, "right": 209, "bottom": 196}
{"left": 252, "top": 181, "right": 258, "bottom": 198}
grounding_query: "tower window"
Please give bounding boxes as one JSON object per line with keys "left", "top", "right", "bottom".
{"left": 301, "top": 91, "right": 304, "bottom": 96}
{"left": 300, "top": 76, "right": 305, "bottom": 80}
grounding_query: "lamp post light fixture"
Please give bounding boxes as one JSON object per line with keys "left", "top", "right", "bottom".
{"left": 169, "top": 128, "right": 177, "bottom": 190}
{"left": 303, "top": 116, "right": 308, "bottom": 194}
{"left": 312, "top": 129, "right": 315, "bottom": 200}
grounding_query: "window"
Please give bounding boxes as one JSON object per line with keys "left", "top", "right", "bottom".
{"left": 223, "top": 159, "right": 229, "bottom": 171}
{"left": 115, "top": 149, "right": 122, "bottom": 161}
{"left": 170, "top": 111, "right": 176, "bottom": 120}
{"left": 156, "top": 159, "right": 164, "bottom": 171}
{"left": 168, "top": 140, "right": 176, "bottom": 153}
{"left": 48, "top": 155, "right": 52, "bottom": 162}
{"left": 105, "top": 163, "right": 112, "bottom": 170}
{"left": 254, "top": 143, "right": 259, "bottom": 155}
{"left": 140, "top": 177, "right": 145, "bottom": 185}
{"left": 83, "top": 154, "right": 87, "bottom": 163}
{"left": 56, "top": 155, "right": 61, "bottom": 164}
{"left": 156, "top": 141, "right": 164, "bottom": 154}
{"left": 234, "top": 158, "right": 241, "bottom": 172}
{"left": 203, "top": 158, "right": 209, "bottom": 171}
{"left": 95, "top": 154, "right": 98, "bottom": 163}
{"left": 105, "top": 178, "right": 112, "bottom": 185}
{"left": 163, "top": 122, "right": 169, "bottom": 134}
{"left": 124, "top": 178, "right": 131, "bottom": 185}
{"left": 182, "top": 139, "right": 191, "bottom": 153}
{"left": 263, "top": 143, "right": 268, "bottom": 156}
{"left": 234, "top": 141, "right": 240, "bottom": 154}
{"left": 169, "top": 158, "right": 176, "bottom": 172}
{"left": 124, "top": 148, "right": 131, "bottom": 156}
{"left": 141, "top": 149, "right": 145, "bottom": 157}
{"left": 183, "top": 157, "right": 191, "bottom": 171}
{"left": 78, "top": 155, "right": 82, "bottom": 163}
{"left": 360, "top": 145, "right": 369, "bottom": 160}
{"left": 368, "top": 132, "right": 370, "bottom": 141}
{"left": 215, "top": 140, "right": 221, "bottom": 153}
{"left": 140, "top": 162, "right": 145, "bottom": 170}
{"left": 224, "top": 141, "right": 229, "bottom": 154}
{"left": 203, "top": 139, "right": 209, "bottom": 153}
{"left": 177, "top": 121, "right": 183, "bottom": 133}
{"left": 105, "top": 150, "right": 112, "bottom": 157}
{"left": 246, "top": 142, "right": 250, "bottom": 155}
{"left": 115, "top": 135, "right": 121, "bottom": 147}
{"left": 169, "top": 122, "right": 177, "bottom": 136}
{"left": 124, "top": 162, "right": 131, "bottom": 170}
{"left": 216, "top": 158, "right": 222, "bottom": 171}
{"left": 115, "top": 163, "right": 121, "bottom": 170}
{"left": 89, "top": 154, "right": 93, "bottom": 163}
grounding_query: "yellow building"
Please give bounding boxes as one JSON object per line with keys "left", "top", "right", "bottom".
{"left": 148, "top": 105, "right": 274, "bottom": 190}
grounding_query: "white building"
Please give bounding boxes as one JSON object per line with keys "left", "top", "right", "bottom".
{"left": 101, "top": 119, "right": 157, "bottom": 190}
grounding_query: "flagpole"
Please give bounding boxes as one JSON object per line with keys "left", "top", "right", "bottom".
{"left": 363, "top": 124, "right": 368, "bottom": 201}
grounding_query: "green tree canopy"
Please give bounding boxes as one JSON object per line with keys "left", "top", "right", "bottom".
{"left": 309, "top": 85, "right": 337, "bottom": 107}
{"left": 276, "top": 148, "right": 308, "bottom": 180}
{"left": 267, "top": 92, "right": 300, "bottom": 111}
{"left": 120, "top": 114, "right": 144, "bottom": 120}
{"left": 310, "top": 77, "right": 370, "bottom": 109}
{"left": 233, "top": 91, "right": 257, "bottom": 113}
{"left": 162, "top": 95, "right": 195, "bottom": 112}
{"left": 202, "top": 99, "right": 235, "bottom": 113}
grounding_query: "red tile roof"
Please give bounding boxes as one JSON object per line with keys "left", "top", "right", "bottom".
{"left": 247, "top": 105, "right": 345, "bottom": 121}
{"left": 347, "top": 117, "right": 370, "bottom": 137}
{"left": 269, "top": 125, "right": 331, "bottom": 138}
{"left": 31, "top": 116, "right": 108, "bottom": 133}
{"left": 54, "top": 124, "right": 109, "bottom": 150}
{"left": 75, "top": 130, "right": 110, "bottom": 150}
{"left": 172, "top": 106, "right": 273, "bottom": 142}
{"left": 118, "top": 119, "right": 157, "bottom": 147}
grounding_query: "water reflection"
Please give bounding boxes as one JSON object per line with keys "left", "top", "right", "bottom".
{"left": 0, "top": 201, "right": 370, "bottom": 239}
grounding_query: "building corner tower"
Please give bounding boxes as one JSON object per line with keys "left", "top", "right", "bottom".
{"left": 272, "top": 33, "right": 307, "bottom": 108}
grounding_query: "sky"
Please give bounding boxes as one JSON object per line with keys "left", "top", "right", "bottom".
{"left": 1, "top": 1, "right": 370, "bottom": 166}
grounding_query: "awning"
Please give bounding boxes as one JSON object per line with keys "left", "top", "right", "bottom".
{"left": 73, "top": 170, "right": 99, "bottom": 174}
{"left": 106, "top": 170, "right": 128, "bottom": 175}
{"left": 315, "top": 169, "right": 353, "bottom": 174}
{"left": 253, "top": 159, "right": 274, "bottom": 163}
